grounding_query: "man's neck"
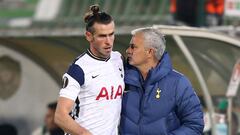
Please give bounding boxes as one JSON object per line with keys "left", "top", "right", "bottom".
{"left": 138, "top": 59, "right": 159, "bottom": 80}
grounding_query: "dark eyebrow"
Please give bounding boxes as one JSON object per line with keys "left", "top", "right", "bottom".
{"left": 98, "top": 32, "right": 114, "bottom": 37}
{"left": 109, "top": 32, "right": 114, "bottom": 35}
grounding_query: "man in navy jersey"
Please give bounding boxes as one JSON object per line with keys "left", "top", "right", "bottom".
{"left": 54, "top": 5, "right": 124, "bottom": 135}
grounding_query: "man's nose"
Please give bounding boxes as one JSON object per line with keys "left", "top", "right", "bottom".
{"left": 126, "top": 47, "right": 130, "bottom": 54}
{"left": 105, "top": 36, "right": 111, "bottom": 43}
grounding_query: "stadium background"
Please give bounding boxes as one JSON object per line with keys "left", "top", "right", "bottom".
{"left": 0, "top": 0, "right": 240, "bottom": 135}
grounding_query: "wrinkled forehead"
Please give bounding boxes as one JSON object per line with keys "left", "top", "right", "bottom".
{"left": 132, "top": 32, "right": 144, "bottom": 40}
{"left": 93, "top": 21, "right": 115, "bottom": 34}
{"left": 130, "top": 33, "right": 144, "bottom": 45}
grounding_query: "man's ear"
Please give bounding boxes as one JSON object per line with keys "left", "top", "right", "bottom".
{"left": 85, "top": 31, "right": 93, "bottom": 42}
{"left": 148, "top": 48, "right": 156, "bottom": 57}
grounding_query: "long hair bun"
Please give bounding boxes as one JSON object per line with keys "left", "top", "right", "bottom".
{"left": 90, "top": 4, "right": 100, "bottom": 15}
{"left": 84, "top": 4, "right": 100, "bottom": 23}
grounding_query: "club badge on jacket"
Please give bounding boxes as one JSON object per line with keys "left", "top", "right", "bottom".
{"left": 156, "top": 88, "right": 161, "bottom": 99}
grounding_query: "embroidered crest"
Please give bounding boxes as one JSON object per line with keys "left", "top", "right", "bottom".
{"left": 155, "top": 88, "right": 161, "bottom": 99}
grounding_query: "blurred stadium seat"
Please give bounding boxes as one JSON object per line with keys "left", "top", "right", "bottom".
{"left": 0, "top": 0, "right": 171, "bottom": 28}
{"left": 0, "top": 0, "right": 240, "bottom": 36}
{"left": 0, "top": 0, "right": 38, "bottom": 18}
{"left": 0, "top": 0, "right": 38, "bottom": 28}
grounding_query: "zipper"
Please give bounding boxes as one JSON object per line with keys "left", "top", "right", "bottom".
{"left": 138, "top": 85, "right": 145, "bottom": 135}
{"left": 138, "top": 70, "right": 150, "bottom": 135}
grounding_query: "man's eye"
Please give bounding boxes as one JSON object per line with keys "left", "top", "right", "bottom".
{"left": 129, "top": 44, "right": 134, "bottom": 49}
{"left": 99, "top": 35, "right": 107, "bottom": 38}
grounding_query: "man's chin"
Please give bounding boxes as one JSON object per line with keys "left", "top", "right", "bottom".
{"left": 102, "top": 52, "right": 111, "bottom": 58}
{"left": 104, "top": 50, "right": 111, "bottom": 55}
{"left": 106, "top": 50, "right": 112, "bottom": 54}
{"left": 128, "top": 61, "right": 134, "bottom": 66}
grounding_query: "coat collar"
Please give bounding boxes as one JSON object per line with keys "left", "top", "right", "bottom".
{"left": 125, "top": 52, "right": 172, "bottom": 88}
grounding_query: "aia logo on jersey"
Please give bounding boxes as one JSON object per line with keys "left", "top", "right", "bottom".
{"left": 96, "top": 85, "right": 123, "bottom": 100}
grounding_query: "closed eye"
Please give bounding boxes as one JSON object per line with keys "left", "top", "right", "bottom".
{"left": 129, "top": 44, "right": 135, "bottom": 49}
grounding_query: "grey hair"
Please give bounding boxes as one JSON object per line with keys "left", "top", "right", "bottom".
{"left": 131, "top": 27, "right": 166, "bottom": 60}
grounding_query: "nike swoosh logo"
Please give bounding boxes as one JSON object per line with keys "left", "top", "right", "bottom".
{"left": 92, "top": 75, "right": 99, "bottom": 79}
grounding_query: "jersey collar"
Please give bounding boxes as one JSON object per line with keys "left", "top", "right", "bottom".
{"left": 87, "top": 49, "right": 110, "bottom": 62}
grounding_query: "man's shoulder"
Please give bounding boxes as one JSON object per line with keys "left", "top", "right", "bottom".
{"left": 165, "top": 69, "right": 192, "bottom": 86}
{"left": 111, "top": 51, "right": 122, "bottom": 58}
{"left": 166, "top": 69, "right": 184, "bottom": 80}
{"left": 111, "top": 51, "right": 124, "bottom": 63}
{"left": 31, "top": 126, "right": 45, "bottom": 135}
